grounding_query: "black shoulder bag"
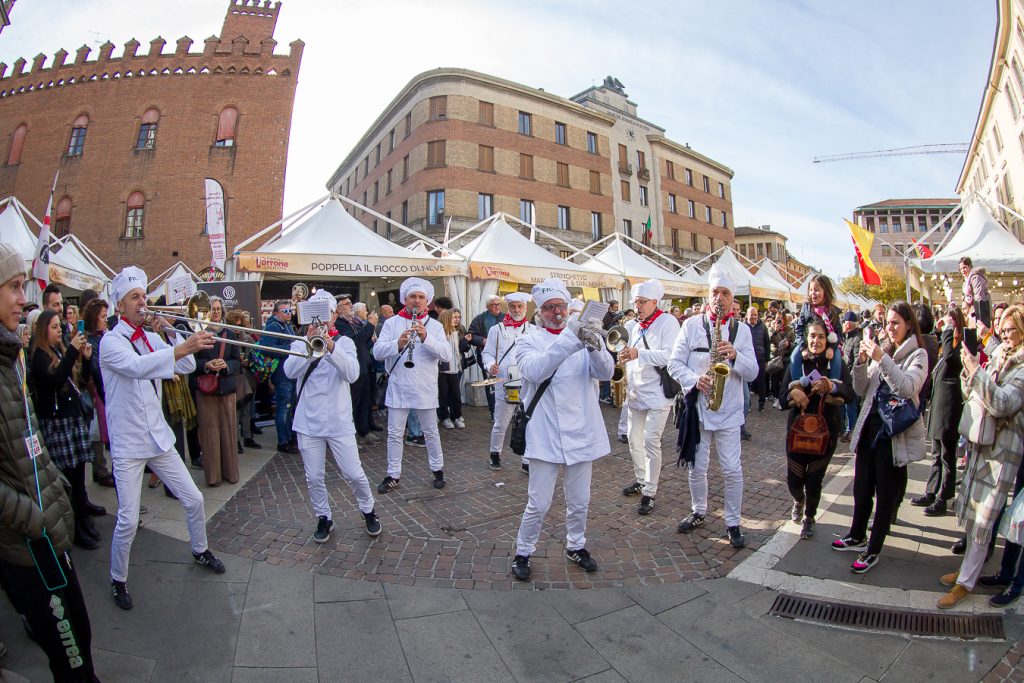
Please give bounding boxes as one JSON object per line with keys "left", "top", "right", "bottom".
{"left": 641, "top": 335, "right": 681, "bottom": 399}
{"left": 509, "top": 375, "right": 553, "bottom": 456}
{"left": 293, "top": 356, "right": 325, "bottom": 410}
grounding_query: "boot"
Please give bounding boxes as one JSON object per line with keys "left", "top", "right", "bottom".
{"left": 73, "top": 521, "right": 98, "bottom": 550}
{"left": 81, "top": 514, "right": 101, "bottom": 543}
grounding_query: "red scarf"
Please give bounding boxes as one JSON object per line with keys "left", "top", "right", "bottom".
{"left": 639, "top": 308, "right": 663, "bottom": 330}
{"left": 709, "top": 310, "right": 734, "bottom": 325}
{"left": 126, "top": 321, "right": 154, "bottom": 352}
{"left": 502, "top": 314, "right": 527, "bottom": 329}
{"left": 397, "top": 307, "right": 428, "bottom": 320}
{"left": 544, "top": 326, "right": 564, "bottom": 335}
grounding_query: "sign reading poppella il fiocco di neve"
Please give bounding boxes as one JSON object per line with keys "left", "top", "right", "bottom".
{"left": 236, "top": 253, "right": 465, "bottom": 277}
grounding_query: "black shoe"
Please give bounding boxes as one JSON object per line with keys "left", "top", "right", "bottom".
{"left": 740, "top": 428, "right": 752, "bottom": 441}
{"left": 406, "top": 435, "right": 426, "bottom": 448}
{"left": 111, "top": 580, "right": 133, "bottom": 610}
{"left": 991, "top": 588, "right": 1022, "bottom": 607}
{"left": 81, "top": 516, "right": 101, "bottom": 542}
{"left": 616, "top": 434, "right": 628, "bottom": 444}
{"left": 566, "top": 547, "right": 598, "bottom": 572}
{"left": 758, "top": 403, "right": 764, "bottom": 412}
{"left": 951, "top": 538, "right": 966, "bottom": 555}
{"left": 979, "top": 573, "right": 1012, "bottom": 588}
{"left": 677, "top": 512, "right": 706, "bottom": 533}
{"left": 313, "top": 515, "right": 333, "bottom": 543}
{"left": 791, "top": 499, "right": 804, "bottom": 523}
{"left": 251, "top": 423, "right": 263, "bottom": 435}
{"left": 244, "top": 438, "right": 262, "bottom": 449}
{"left": 94, "top": 474, "right": 116, "bottom": 488}
{"left": 521, "top": 463, "right": 529, "bottom": 474}
{"left": 511, "top": 554, "right": 531, "bottom": 581}
{"left": 432, "top": 470, "right": 446, "bottom": 490}
{"left": 800, "top": 518, "right": 815, "bottom": 540}
{"left": 364, "top": 510, "right": 382, "bottom": 537}
{"left": 193, "top": 549, "right": 226, "bottom": 574}
{"left": 237, "top": 441, "right": 245, "bottom": 454}
{"left": 622, "top": 482, "right": 643, "bottom": 496}
{"left": 923, "top": 500, "right": 947, "bottom": 517}
{"left": 638, "top": 496, "right": 655, "bottom": 515}
{"left": 911, "top": 494, "right": 935, "bottom": 507}
{"left": 73, "top": 527, "right": 98, "bottom": 550}
{"left": 277, "top": 443, "right": 299, "bottom": 455}
{"left": 377, "top": 476, "right": 400, "bottom": 494}
{"left": 727, "top": 526, "right": 747, "bottom": 549}
{"left": 489, "top": 452, "right": 502, "bottom": 471}
{"left": 191, "top": 458, "right": 204, "bottom": 470}
{"left": 368, "top": 424, "right": 384, "bottom": 432}
{"left": 83, "top": 501, "right": 106, "bottom": 516}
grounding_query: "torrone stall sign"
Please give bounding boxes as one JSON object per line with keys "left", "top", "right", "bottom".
{"left": 235, "top": 252, "right": 466, "bottom": 278}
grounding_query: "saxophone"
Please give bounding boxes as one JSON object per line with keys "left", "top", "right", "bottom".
{"left": 705, "top": 302, "right": 731, "bottom": 411}
{"left": 611, "top": 354, "right": 627, "bottom": 408}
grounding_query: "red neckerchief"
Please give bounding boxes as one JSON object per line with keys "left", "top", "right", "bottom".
{"left": 502, "top": 314, "right": 527, "bottom": 329}
{"left": 709, "top": 311, "right": 734, "bottom": 325}
{"left": 544, "top": 326, "right": 564, "bottom": 335}
{"left": 397, "top": 307, "right": 428, "bottom": 320}
{"left": 125, "top": 321, "right": 154, "bottom": 352}
{"left": 639, "top": 308, "right": 663, "bottom": 330}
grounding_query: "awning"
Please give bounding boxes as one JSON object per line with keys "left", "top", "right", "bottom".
{"left": 580, "top": 235, "right": 704, "bottom": 297}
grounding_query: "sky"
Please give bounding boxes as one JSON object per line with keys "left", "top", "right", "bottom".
{"left": 0, "top": 0, "right": 995, "bottom": 279}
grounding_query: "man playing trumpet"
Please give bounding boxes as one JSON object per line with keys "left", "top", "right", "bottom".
{"left": 372, "top": 277, "right": 451, "bottom": 493}
{"left": 481, "top": 292, "right": 536, "bottom": 472}
{"left": 667, "top": 265, "right": 758, "bottom": 548}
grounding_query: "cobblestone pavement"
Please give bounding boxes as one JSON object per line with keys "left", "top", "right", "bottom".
{"left": 208, "top": 399, "right": 847, "bottom": 590}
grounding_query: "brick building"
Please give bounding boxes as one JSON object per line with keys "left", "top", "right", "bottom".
{"left": 851, "top": 198, "right": 960, "bottom": 270}
{"left": 327, "top": 71, "right": 734, "bottom": 264}
{"left": 0, "top": 0, "right": 302, "bottom": 277}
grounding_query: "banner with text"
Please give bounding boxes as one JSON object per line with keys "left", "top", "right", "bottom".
{"left": 198, "top": 280, "right": 261, "bottom": 323}
{"left": 467, "top": 262, "right": 620, "bottom": 290}
{"left": 236, "top": 252, "right": 465, "bottom": 278}
{"left": 205, "top": 179, "right": 227, "bottom": 272}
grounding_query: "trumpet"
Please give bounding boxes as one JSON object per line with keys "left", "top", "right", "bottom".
{"left": 142, "top": 291, "right": 325, "bottom": 359}
{"left": 403, "top": 307, "right": 420, "bottom": 368}
{"left": 577, "top": 321, "right": 629, "bottom": 355}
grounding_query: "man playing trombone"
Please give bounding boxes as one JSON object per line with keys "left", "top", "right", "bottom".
{"left": 372, "top": 277, "right": 451, "bottom": 493}
{"left": 619, "top": 280, "right": 680, "bottom": 516}
{"left": 100, "top": 267, "right": 227, "bottom": 610}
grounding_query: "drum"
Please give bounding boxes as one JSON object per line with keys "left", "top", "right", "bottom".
{"left": 503, "top": 380, "right": 522, "bottom": 404}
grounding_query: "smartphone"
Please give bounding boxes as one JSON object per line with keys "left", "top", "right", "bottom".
{"left": 964, "top": 328, "right": 979, "bottom": 355}
{"left": 976, "top": 300, "right": 992, "bottom": 329}
{"left": 76, "top": 319, "right": 85, "bottom": 334}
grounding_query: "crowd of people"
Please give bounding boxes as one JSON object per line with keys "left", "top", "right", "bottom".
{"left": 2, "top": 235, "right": 1023, "bottom": 678}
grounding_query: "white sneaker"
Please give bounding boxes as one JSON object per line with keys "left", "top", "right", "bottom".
{"left": 454, "top": 418, "right": 466, "bottom": 429}
{"left": 441, "top": 419, "right": 455, "bottom": 429}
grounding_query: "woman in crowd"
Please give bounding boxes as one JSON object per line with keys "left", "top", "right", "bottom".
{"left": 227, "top": 309, "right": 261, "bottom": 453}
{"left": 64, "top": 304, "right": 79, "bottom": 334}
{"left": 15, "top": 322, "right": 29, "bottom": 348}
{"left": 82, "top": 298, "right": 115, "bottom": 488}
{"left": 437, "top": 308, "right": 470, "bottom": 429}
{"left": 912, "top": 304, "right": 965, "bottom": 517}
{"left": 832, "top": 301, "right": 927, "bottom": 574}
{"left": 780, "top": 319, "right": 854, "bottom": 539}
{"left": 937, "top": 305, "right": 1024, "bottom": 609}
{"left": 194, "top": 296, "right": 241, "bottom": 486}
{"left": 767, "top": 312, "right": 795, "bottom": 407}
{"left": 29, "top": 309, "right": 105, "bottom": 549}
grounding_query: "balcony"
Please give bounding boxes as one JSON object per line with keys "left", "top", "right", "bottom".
{"left": 618, "top": 162, "right": 633, "bottom": 176}
{"left": 637, "top": 167, "right": 650, "bottom": 181}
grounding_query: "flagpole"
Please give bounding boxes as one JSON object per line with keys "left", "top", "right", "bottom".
{"left": 32, "top": 169, "right": 59, "bottom": 289}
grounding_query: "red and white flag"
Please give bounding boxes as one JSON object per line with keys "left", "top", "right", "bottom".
{"left": 31, "top": 172, "right": 59, "bottom": 289}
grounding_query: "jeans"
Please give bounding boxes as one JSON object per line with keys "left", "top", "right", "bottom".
{"left": 844, "top": 396, "right": 860, "bottom": 433}
{"left": 273, "top": 369, "right": 295, "bottom": 445}
{"left": 407, "top": 409, "right": 422, "bottom": 437}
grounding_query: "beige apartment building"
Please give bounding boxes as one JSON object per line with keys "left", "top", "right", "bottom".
{"left": 852, "top": 199, "right": 960, "bottom": 270}
{"left": 326, "top": 70, "right": 734, "bottom": 263}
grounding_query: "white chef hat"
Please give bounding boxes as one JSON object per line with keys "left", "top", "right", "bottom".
{"left": 631, "top": 279, "right": 665, "bottom": 302}
{"left": 400, "top": 277, "right": 434, "bottom": 305}
{"left": 504, "top": 292, "right": 530, "bottom": 304}
{"left": 112, "top": 266, "right": 148, "bottom": 305}
{"left": 531, "top": 278, "right": 569, "bottom": 308}
{"left": 309, "top": 288, "right": 337, "bottom": 314}
{"left": 569, "top": 298, "right": 584, "bottom": 313}
{"left": 707, "top": 263, "right": 736, "bottom": 295}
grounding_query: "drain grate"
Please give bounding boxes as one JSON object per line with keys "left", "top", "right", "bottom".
{"left": 769, "top": 593, "right": 1005, "bottom": 640}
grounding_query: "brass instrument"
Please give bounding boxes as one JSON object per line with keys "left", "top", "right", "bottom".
{"left": 403, "top": 307, "right": 420, "bottom": 368}
{"left": 577, "top": 321, "right": 629, "bottom": 354}
{"left": 705, "top": 301, "right": 731, "bottom": 411}
{"left": 611, "top": 353, "right": 628, "bottom": 408}
{"left": 142, "top": 291, "right": 325, "bottom": 359}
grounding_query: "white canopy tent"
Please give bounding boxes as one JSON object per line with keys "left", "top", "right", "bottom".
{"left": 579, "top": 234, "right": 705, "bottom": 300}
{"left": 148, "top": 261, "right": 201, "bottom": 301}
{"left": 750, "top": 259, "right": 798, "bottom": 302}
{"left": 913, "top": 200, "right": 1024, "bottom": 274}
{"left": 697, "top": 248, "right": 752, "bottom": 297}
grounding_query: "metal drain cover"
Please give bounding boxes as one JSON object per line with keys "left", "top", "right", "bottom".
{"left": 769, "top": 593, "right": 1005, "bottom": 640}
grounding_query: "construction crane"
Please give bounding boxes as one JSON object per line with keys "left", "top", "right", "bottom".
{"left": 812, "top": 143, "right": 969, "bottom": 164}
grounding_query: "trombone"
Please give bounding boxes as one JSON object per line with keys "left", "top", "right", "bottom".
{"left": 142, "top": 291, "right": 327, "bottom": 359}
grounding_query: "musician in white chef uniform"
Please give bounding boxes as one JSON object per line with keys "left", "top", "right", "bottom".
{"left": 372, "top": 277, "right": 452, "bottom": 493}
{"left": 510, "top": 279, "right": 614, "bottom": 582}
{"left": 100, "top": 267, "right": 226, "bottom": 612}
{"left": 283, "top": 289, "right": 382, "bottom": 543}
{"left": 618, "top": 279, "right": 680, "bottom": 517}
{"left": 666, "top": 264, "right": 758, "bottom": 549}
{"left": 481, "top": 291, "right": 536, "bottom": 473}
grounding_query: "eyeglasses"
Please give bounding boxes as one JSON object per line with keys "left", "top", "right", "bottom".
{"left": 634, "top": 298, "right": 652, "bottom": 306}
{"left": 541, "top": 303, "right": 568, "bottom": 313}
{"left": 999, "top": 326, "right": 1018, "bottom": 336}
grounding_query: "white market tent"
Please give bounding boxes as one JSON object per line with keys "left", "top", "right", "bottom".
{"left": 913, "top": 199, "right": 1024, "bottom": 274}
{"left": 696, "top": 248, "right": 752, "bottom": 297}
{"left": 147, "top": 261, "right": 201, "bottom": 301}
{"left": 579, "top": 234, "right": 705, "bottom": 299}
{"left": 750, "top": 259, "right": 797, "bottom": 302}
{"left": 0, "top": 197, "right": 38, "bottom": 265}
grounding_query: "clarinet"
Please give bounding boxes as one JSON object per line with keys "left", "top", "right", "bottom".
{"left": 403, "top": 306, "right": 419, "bottom": 368}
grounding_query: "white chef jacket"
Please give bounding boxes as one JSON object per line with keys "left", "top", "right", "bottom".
{"left": 666, "top": 313, "right": 758, "bottom": 430}
{"left": 516, "top": 328, "right": 614, "bottom": 465}
{"left": 372, "top": 314, "right": 451, "bottom": 409}
{"left": 283, "top": 335, "right": 359, "bottom": 437}
{"left": 625, "top": 311, "right": 680, "bottom": 411}
{"left": 99, "top": 319, "right": 196, "bottom": 460}
{"left": 481, "top": 321, "right": 536, "bottom": 382}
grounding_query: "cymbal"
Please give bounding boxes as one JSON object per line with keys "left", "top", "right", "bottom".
{"left": 471, "top": 377, "right": 505, "bottom": 387}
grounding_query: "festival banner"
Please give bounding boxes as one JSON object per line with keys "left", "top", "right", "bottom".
{"left": 48, "top": 263, "right": 103, "bottom": 291}
{"left": 236, "top": 252, "right": 466, "bottom": 278}
{"left": 466, "top": 261, "right": 621, "bottom": 290}
{"left": 205, "top": 178, "right": 227, "bottom": 272}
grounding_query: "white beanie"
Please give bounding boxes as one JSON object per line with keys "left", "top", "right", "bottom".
{"left": 0, "top": 241, "right": 25, "bottom": 286}
{"left": 707, "top": 263, "right": 736, "bottom": 295}
{"left": 309, "top": 288, "right": 337, "bottom": 314}
{"left": 631, "top": 279, "right": 665, "bottom": 302}
{"left": 399, "top": 277, "right": 434, "bottom": 305}
{"left": 531, "top": 278, "right": 570, "bottom": 308}
{"left": 111, "top": 266, "right": 148, "bottom": 305}
{"left": 504, "top": 292, "right": 530, "bottom": 304}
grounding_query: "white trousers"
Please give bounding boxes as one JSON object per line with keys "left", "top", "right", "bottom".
{"left": 489, "top": 396, "right": 526, "bottom": 463}
{"left": 617, "top": 402, "right": 629, "bottom": 436}
{"left": 297, "top": 433, "right": 375, "bottom": 518}
{"left": 689, "top": 425, "right": 744, "bottom": 526}
{"left": 957, "top": 537, "right": 989, "bottom": 590}
{"left": 627, "top": 406, "right": 671, "bottom": 496}
{"left": 386, "top": 407, "right": 443, "bottom": 478}
{"left": 515, "top": 460, "right": 593, "bottom": 556}
{"left": 111, "top": 449, "right": 208, "bottom": 583}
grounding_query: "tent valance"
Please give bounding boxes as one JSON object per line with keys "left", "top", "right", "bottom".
{"left": 579, "top": 234, "right": 705, "bottom": 297}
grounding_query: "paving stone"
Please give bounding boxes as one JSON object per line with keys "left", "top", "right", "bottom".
{"left": 766, "top": 616, "right": 909, "bottom": 681}
{"left": 234, "top": 562, "right": 316, "bottom": 668}
{"left": 384, "top": 581, "right": 468, "bottom": 620}
{"left": 546, "top": 587, "right": 637, "bottom": 624}
{"left": 315, "top": 600, "right": 411, "bottom": 682}
{"left": 623, "top": 581, "right": 708, "bottom": 614}
{"left": 574, "top": 670, "right": 628, "bottom": 683}
{"left": 884, "top": 639, "right": 1010, "bottom": 683}
{"left": 314, "top": 571, "right": 385, "bottom": 602}
{"left": 395, "top": 610, "right": 515, "bottom": 683}
{"left": 92, "top": 648, "right": 156, "bottom": 683}
{"left": 232, "top": 667, "right": 319, "bottom": 682}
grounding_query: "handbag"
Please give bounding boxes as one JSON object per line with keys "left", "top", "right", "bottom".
{"left": 959, "top": 395, "right": 995, "bottom": 445}
{"left": 197, "top": 338, "right": 225, "bottom": 395}
{"left": 876, "top": 389, "right": 920, "bottom": 438}
{"left": 641, "top": 336, "right": 681, "bottom": 399}
{"left": 786, "top": 397, "right": 830, "bottom": 456}
{"left": 766, "top": 356, "right": 785, "bottom": 377}
{"left": 509, "top": 375, "right": 553, "bottom": 456}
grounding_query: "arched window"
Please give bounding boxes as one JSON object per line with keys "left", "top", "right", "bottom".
{"left": 124, "top": 191, "right": 145, "bottom": 239}
{"left": 54, "top": 197, "right": 72, "bottom": 237}
{"left": 214, "top": 107, "right": 238, "bottom": 147}
{"left": 135, "top": 108, "right": 159, "bottom": 150}
{"left": 66, "top": 115, "right": 88, "bottom": 156}
{"left": 7, "top": 124, "right": 26, "bottom": 165}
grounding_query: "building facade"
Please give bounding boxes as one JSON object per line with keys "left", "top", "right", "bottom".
{"left": 0, "top": 0, "right": 302, "bottom": 277}
{"left": 852, "top": 198, "right": 960, "bottom": 271}
{"left": 734, "top": 225, "right": 787, "bottom": 265}
{"left": 327, "top": 71, "right": 734, "bottom": 264}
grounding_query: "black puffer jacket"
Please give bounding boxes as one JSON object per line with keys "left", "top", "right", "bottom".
{"left": 0, "top": 327, "right": 74, "bottom": 566}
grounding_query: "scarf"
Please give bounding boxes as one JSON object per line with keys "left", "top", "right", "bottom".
{"left": 639, "top": 308, "right": 663, "bottom": 330}
{"left": 709, "top": 310, "right": 734, "bottom": 325}
{"left": 125, "top": 321, "right": 154, "bottom": 352}
{"left": 544, "top": 326, "right": 564, "bottom": 335}
{"left": 812, "top": 304, "right": 835, "bottom": 333}
{"left": 502, "top": 314, "right": 527, "bottom": 329}
{"left": 398, "top": 307, "right": 428, "bottom": 320}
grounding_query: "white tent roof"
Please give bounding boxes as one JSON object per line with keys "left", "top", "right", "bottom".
{"left": 236, "top": 198, "right": 463, "bottom": 278}
{"left": 580, "top": 236, "right": 704, "bottom": 297}
{"left": 48, "top": 235, "right": 111, "bottom": 291}
{"left": 455, "top": 215, "right": 620, "bottom": 289}
{"left": 148, "top": 261, "right": 200, "bottom": 299}
{"left": 914, "top": 200, "right": 1024, "bottom": 273}
{"left": 750, "top": 259, "right": 796, "bottom": 301}
{"left": 0, "top": 197, "right": 39, "bottom": 263}
{"left": 703, "top": 249, "right": 751, "bottom": 296}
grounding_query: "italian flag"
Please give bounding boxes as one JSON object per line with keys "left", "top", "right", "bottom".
{"left": 844, "top": 219, "right": 881, "bottom": 285}
{"left": 643, "top": 214, "right": 652, "bottom": 242}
